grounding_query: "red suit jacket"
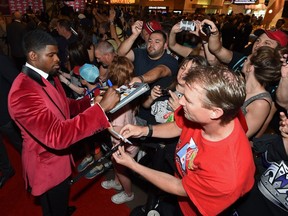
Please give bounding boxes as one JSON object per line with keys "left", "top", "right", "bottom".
{"left": 8, "top": 67, "right": 110, "bottom": 196}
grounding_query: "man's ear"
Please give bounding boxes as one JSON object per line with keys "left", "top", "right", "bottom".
{"left": 28, "top": 50, "right": 37, "bottom": 62}
{"left": 210, "top": 107, "right": 223, "bottom": 120}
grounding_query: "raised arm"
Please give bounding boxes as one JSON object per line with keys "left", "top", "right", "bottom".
{"left": 168, "top": 22, "right": 193, "bottom": 57}
{"left": 116, "top": 20, "right": 143, "bottom": 61}
{"left": 202, "top": 19, "right": 233, "bottom": 64}
{"left": 108, "top": 8, "right": 122, "bottom": 49}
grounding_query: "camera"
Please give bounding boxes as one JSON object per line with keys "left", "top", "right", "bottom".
{"left": 161, "top": 89, "right": 170, "bottom": 96}
{"left": 202, "top": 23, "right": 212, "bottom": 37}
{"left": 180, "top": 20, "right": 196, "bottom": 31}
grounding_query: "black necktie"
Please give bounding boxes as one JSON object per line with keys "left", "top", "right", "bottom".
{"left": 47, "top": 75, "right": 55, "bottom": 88}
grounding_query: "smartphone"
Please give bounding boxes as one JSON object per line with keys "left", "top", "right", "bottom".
{"left": 180, "top": 20, "right": 196, "bottom": 31}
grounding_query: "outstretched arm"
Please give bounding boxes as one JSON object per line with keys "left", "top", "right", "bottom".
{"left": 130, "top": 64, "right": 172, "bottom": 84}
{"left": 120, "top": 121, "right": 181, "bottom": 139}
{"left": 113, "top": 146, "right": 187, "bottom": 197}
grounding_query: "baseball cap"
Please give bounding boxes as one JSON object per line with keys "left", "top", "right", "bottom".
{"left": 79, "top": 64, "right": 99, "bottom": 83}
{"left": 143, "top": 20, "right": 162, "bottom": 35}
{"left": 72, "top": 66, "right": 80, "bottom": 76}
{"left": 264, "top": 29, "right": 288, "bottom": 47}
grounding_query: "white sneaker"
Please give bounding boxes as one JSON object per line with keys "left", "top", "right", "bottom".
{"left": 111, "top": 191, "right": 134, "bottom": 204}
{"left": 101, "top": 179, "right": 123, "bottom": 190}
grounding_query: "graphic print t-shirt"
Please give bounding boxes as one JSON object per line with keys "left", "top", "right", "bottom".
{"left": 174, "top": 107, "right": 255, "bottom": 216}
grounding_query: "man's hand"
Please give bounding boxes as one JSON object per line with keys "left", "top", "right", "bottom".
{"left": 201, "top": 19, "right": 218, "bottom": 36}
{"left": 131, "top": 20, "right": 143, "bottom": 36}
{"left": 120, "top": 124, "right": 148, "bottom": 139}
{"left": 171, "top": 22, "right": 182, "bottom": 34}
{"left": 99, "top": 88, "right": 120, "bottom": 112}
{"left": 112, "top": 145, "right": 136, "bottom": 169}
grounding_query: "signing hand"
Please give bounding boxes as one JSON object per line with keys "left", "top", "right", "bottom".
{"left": 99, "top": 87, "right": 120, "bottom": 112}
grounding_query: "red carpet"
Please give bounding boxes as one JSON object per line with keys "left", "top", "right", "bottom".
{"left": 0, "top": 139, "right": 130, "bottom": 216}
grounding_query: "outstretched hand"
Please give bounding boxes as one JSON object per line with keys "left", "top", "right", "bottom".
{"left": 112, "top": 145, "right": 136, "bottom": 168}
{"left": 99, "top": 87, "right": 120, "bottom": 112}
{"left": 120, "top": 124, "right": 147, "bottom": 139}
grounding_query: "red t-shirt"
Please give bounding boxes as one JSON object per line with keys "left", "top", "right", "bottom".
{"left": 174, "top": 108, "right": 255, "bottom": 216}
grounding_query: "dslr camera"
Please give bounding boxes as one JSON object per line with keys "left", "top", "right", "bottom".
{"left": 161, "top": 88, "right": 170, "bottom": 96}
{"left": 202, "top": 23, "right": 212, "bottom": 37}
{"left": 180, "top": 20, "right": 196, "bottom": 31}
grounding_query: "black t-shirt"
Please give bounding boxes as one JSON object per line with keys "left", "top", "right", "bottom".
{"left": 133, "top": 48, "right": 178, "bottom": 124}
{"left": 228, "top": 51, "right": 247, "bottom": 74}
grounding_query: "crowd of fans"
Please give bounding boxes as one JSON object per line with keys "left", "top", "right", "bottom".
{"left": 1, "top": 2, "right": 288, "bottom": 216}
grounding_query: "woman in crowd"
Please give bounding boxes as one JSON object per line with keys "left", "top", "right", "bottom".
{"left": 241, "top": 46, "right": 282, "bottom": 139}
{"left": 143, "top": 55, "right": 208, "bottom": 124}
{"left": 99, "top": 56, "right": 139, "bottom": 204}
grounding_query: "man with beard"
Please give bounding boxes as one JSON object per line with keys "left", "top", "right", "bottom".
{"left": 8, "top": 30, "right": 120, "bottom": 216}
{"left": 117, "top": 20, "right": 178, "bottom": 87}
{"left": 117, "top": 21, "right": 178, "bottom": 214}
{"left": 117, "top": 21, "right": 178, "bottom": 124}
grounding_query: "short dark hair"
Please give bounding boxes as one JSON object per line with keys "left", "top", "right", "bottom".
{"left": 150, "top": 30, "right": 167, "bottom": 43}
{"left": 57, "top": 19, "right": 72, "bottom": 31}
{"left": 22, "top": 30, "right": 57, "bottom": 55}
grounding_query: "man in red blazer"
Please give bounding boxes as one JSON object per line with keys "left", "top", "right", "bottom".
{"left": 8, "top": 30, "right": 119, "bottom": 216}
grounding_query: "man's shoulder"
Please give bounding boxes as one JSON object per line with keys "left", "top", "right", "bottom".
{"left": 228, "top": 51, "right": 247, "bottom": 72}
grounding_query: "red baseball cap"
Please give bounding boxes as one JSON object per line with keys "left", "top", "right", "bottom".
{"left": 143, "top": 20, "right": 162, "bottom": 35}
{"left": 72, "top": 65, "right": 80, "bottom": 76}
{"left": 264, "top": 29, "right": 288, "bottom": 47}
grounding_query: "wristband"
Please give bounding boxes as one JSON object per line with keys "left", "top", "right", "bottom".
{"left": 138, "top": 75, "right": 144, "bottom": 83}
{"left": 146, "top": 124, "right": 153, "bottom": 138}
{"left": 66, "top": 81, "right": 71, "bottom": 86}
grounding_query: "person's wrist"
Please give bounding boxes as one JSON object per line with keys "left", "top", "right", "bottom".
{"left": 66, "top": 80, "right": 71, "bottom": 86}
{"left": 138, "top": 75, "right": 144, "bottom": 83}
{"left": 146, "top": 124, "right": 153, "bottom": 138}
{"left": 210, "top": 30, "right": 219, "bottom": 36}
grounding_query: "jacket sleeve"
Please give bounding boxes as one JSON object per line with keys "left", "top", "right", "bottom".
{"left": 9, "top": 85, "right": 110, "bottom": 150}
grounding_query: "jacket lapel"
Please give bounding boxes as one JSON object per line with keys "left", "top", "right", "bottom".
{"left": 22, "top": 66, "right": 69, "bottom": 119}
